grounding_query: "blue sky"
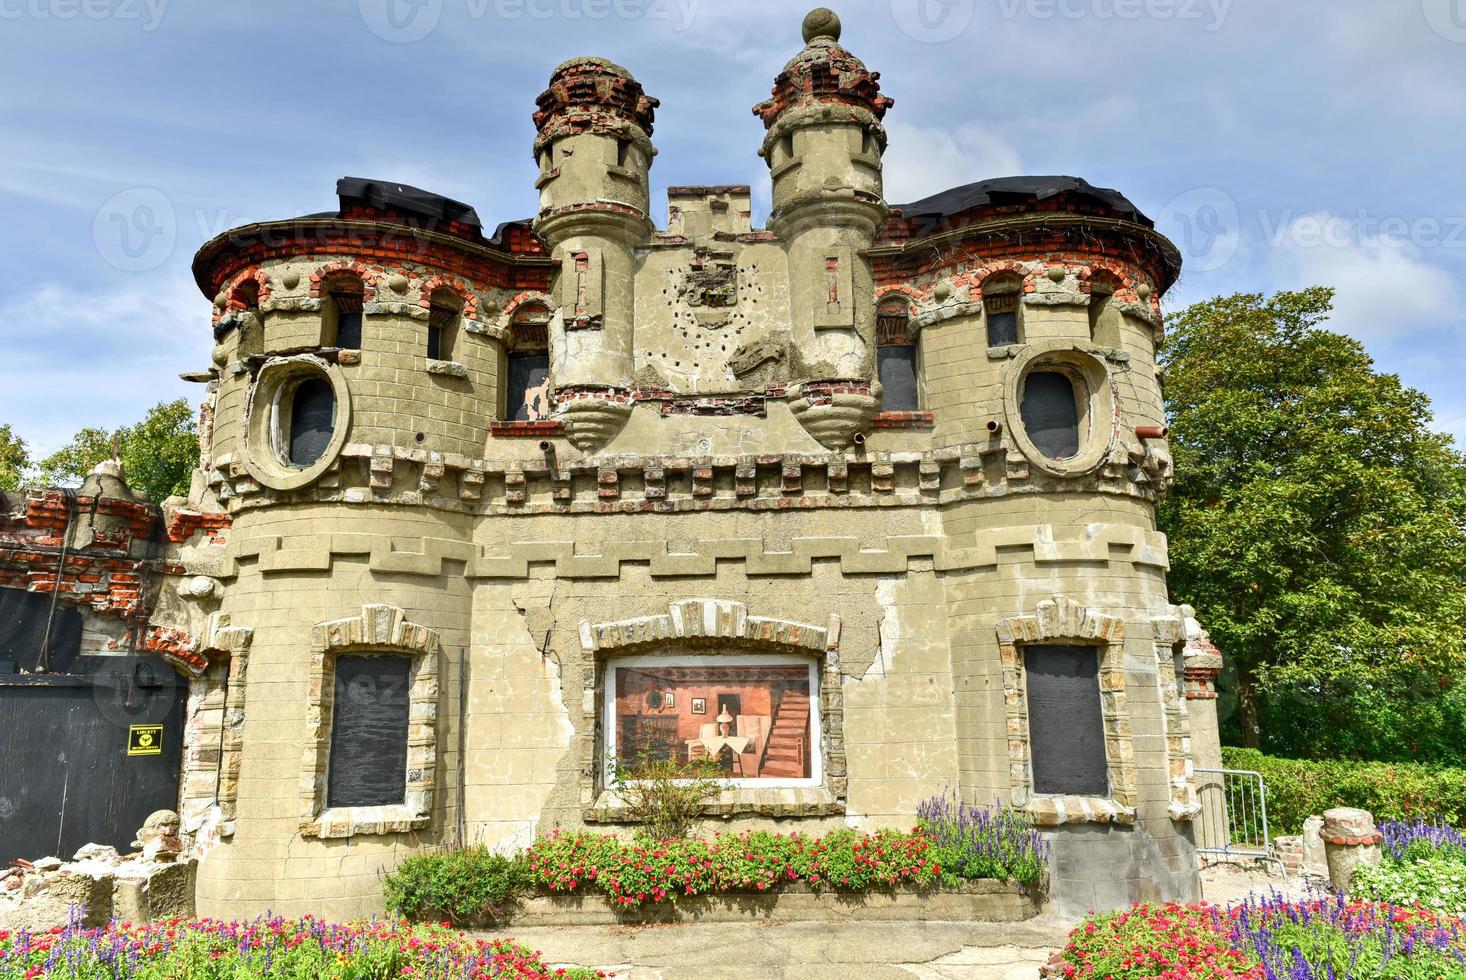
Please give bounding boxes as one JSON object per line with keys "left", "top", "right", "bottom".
{"left": 2, "top": 0, "right": 1463, "bottom": 457}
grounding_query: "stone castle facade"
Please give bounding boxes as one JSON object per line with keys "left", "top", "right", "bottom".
{"left": 2, "top": 8, "right": 1230, "bottom": 918}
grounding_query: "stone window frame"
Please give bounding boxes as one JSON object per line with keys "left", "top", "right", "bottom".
{"left": 299, "top": 603, "right": 440, "bottom": 839}
{"left": 242, "top": 355, "right": 352, "bottom": 492}
{"left": 1152, "top": 613, "right": 1201, "bottom": 822}
{"left": 1002, "top": 339, "right": 1118, "bottom": 479}
{"left": 996, "top": 595, "right": 1137, "bottom": 827}
{"left": 176, "top": 611, "right": 254, "bottom": 844}
{"left": 578, "top": 599, "right": 846, "bottom": 822}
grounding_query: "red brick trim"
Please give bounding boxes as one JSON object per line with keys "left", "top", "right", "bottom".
{"left": 309, "top": 261, "right": 380, "bottom": 299}
{"left": 1322, "top": 832, "right": 1383, "bottom": 847}
{"left": 872, "top": 411, "right": 934, "bottom": 429}
{"left": 491, "top": 420, "right": 565, "bottom": 438}
{"left": 165, "top": 509, "right": 232, "bottom": 544}
{"left": 419, "top": 275, "right": 479, "bottom": 320}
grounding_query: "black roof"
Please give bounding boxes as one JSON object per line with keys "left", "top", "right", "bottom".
{"left": 893, "top": 176, "right": 1152, "bottom": 230}
{"left": 336, "top": 177, "right": 482, "bottom": 232}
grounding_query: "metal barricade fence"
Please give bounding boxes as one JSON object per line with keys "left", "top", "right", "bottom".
{"left": 1194, "top": 767, "right": 1286, "bottom": 876}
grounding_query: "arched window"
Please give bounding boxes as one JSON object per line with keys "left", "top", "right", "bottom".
{"left": 1088, "top": 274, "right": 1122, "bottom": 347}
{"left": 322, "top": 277, "right": 364, "bottom": 350}
{"left": 876, "top": 296, "right": 919, "bottom": 412}
{"left": 1019, "top": 369, "right": 1082, "bottom": 460}
{"left": 983, "top": 273, "right": 1023, "bottom": 348}
{"left": 505, "top": 303, "right": 551, "bottom": 421}
{"left": 284, "top": 375, "right": 336, "bottom": 467}
{"left": 427, "top": 288, "right": 462, "bottom": 362}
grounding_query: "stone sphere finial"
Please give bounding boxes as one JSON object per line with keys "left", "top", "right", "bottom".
{"left": 802, "top": 7, "right": 841, "bottom": 43}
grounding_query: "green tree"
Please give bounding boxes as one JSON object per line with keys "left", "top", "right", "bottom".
{"left": 0, "top": 423, "right": 30, "bottom": 491}
{"left": 1158, "top": 288, "right": 1466, "bottom": 756}
{"left": 37, "top": 399, "right": 200, "bottom": 503}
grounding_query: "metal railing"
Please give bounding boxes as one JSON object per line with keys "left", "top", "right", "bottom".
{"left": 1194, "top": 767, "right": 1287, "bottom": 876}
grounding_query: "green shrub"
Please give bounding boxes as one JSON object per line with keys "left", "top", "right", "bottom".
{"left": 384, "top": 845, "right": 528, "bottom": 924}
{"left": 608, "top": 751, "right": 728, "bottom": 842}
{"left": 1221, "top": 746, "right": 1466, "bottom": 834}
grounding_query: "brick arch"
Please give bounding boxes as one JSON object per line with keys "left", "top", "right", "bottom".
{"left": 972, "top": 262, "right": 1029, "bottom": 294}
{"left": 308, "top": 261, "right": 380, "bottom": 299}
{"left": 226, "top": 268, "right": 271, "bottom": 310}
{"left": 874, "top": 283, "right": 921, "bottom": 306}
{"left": 419, "top": 276, "right": 479, "bottom": 321}
{"left": 501, "top": 289, "right": 556, "bottom": 321}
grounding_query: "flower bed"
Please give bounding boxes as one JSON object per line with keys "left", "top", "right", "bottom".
{"left": 387, "top": 798, "right": 1048, "bottom": 923}
{"left": 1352, "top": 817, "right": 1466, "bottom": 915}
{"left": 1051, "top": 895, "right": 1466, "bottom": 979}
{"left": 0, "top": 914, "right": 599, "bottom": 979}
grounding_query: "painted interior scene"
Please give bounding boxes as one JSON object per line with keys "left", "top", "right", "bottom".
{"left": 611, "top": 661, "right": 815, "bottom": 780}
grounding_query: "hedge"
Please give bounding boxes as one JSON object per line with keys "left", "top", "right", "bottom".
{"left": 1222, "top": 747, "right": 1466, "bottom": 834}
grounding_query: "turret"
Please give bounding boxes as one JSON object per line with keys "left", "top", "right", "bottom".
{"left": 532, "top": 57, "right": 658, "bottom": 450}
{"left": 754, "top": 8, "right": 893, "bottom": 448}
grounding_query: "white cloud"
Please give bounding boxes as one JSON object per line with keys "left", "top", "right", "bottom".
{"left": 0, "top": 274, "right": 209, "bottom": 456}
{"left": 881, "top": 121, "right": 1023, "bottom": 205}
{"left": 1265, "top": 211, "right": 1459, "bottom": 344}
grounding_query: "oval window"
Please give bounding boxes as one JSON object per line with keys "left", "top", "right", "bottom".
{"left": 1020, "top": 370, "right": 1082, "bottom": 460}
{"left": 286, "top": 376, "right": 336, "bottom": 467}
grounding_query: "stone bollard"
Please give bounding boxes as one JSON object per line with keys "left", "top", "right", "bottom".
{"left": 1301, "top": 814, "right": 1329, "bottom": 879}
{"left": 1321, "top": 807, "right": 1382, "bottom": 893}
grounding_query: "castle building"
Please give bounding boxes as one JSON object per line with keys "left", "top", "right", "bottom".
{"left": 0, "top": 8, "right": 1228, "bottom": 918}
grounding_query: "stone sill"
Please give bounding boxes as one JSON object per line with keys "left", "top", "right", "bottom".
{"left": 469, "top": 878, "right": 1046, "bottom": 927}
{"left": 1025, "top": 795, "right": 1136, "bottom": 827}
{"left": 491, "top": 420, "right": 565, "bottom": 437}
{"left": 299, "top": 805, "right": 428, "bottom": 839}
{"left": 426, "top": 359, "right": 467, "bottom": 378}
{"left": 872, "top": 410, "right": 935, "bottom": 429}
{"left": 586, "top": 786, "right": 844, "bottom": 822}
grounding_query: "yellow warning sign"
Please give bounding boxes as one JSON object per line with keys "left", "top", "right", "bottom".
{"left": 128, "top": 725, "right": 163, "bottom": 757}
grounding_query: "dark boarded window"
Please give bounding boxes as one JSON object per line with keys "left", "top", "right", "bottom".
{"left": 428, "top": 299, "right": 459, "bottom": 361}
{"left": 1024, "top": 644, "right": 1108, "bottom": 797}
{"left": 327, "top": 654, "right": 411, "bottom": 808}
{"left": 287, "top": 377, "right": 335, "bottom": 467}
{"left": 507, "top": 352, "right": 550, "bottom": 421}
{"left": 1020, "top": 371, "right": 1081, "bottom": 459}
{"left": 986, "top": 293, "right": 1019, "bottom": 347}
{"left": 878, "top": 346, "right": 919, "bottom": 412}
{"left": 330, "top": 290, "right": 363, "bottom": 350}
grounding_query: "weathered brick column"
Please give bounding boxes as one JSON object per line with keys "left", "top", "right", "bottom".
{"left": 1322, "top": 806, "right": 1382, "bottom": 892}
